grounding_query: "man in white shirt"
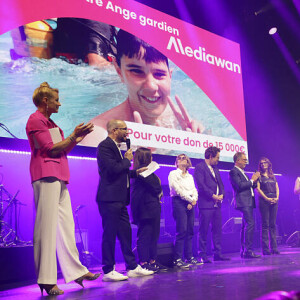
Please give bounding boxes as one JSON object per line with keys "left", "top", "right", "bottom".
{"left": 229, "top": 152, "right": 261, "bottom": 258}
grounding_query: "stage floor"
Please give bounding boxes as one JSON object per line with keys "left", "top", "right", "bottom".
{"left": 1, "top": 247, "right": 300, "bottom": 300}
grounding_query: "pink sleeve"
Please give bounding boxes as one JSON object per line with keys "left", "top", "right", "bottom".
{"left": 26, "top": 116, "right": 54, "bottom": 154}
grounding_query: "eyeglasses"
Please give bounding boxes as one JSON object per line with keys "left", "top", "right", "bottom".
{"left": 114, "top": 127, "right": 127, "bottom": 131}
{"left": 260, "top": 162, "right": 268, "bottom": 165}
{"left": 177, "top": 156, "right": 187, "bottom": 160}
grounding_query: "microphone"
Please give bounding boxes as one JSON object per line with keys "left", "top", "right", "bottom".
{"left": 126, "top": 138, "right": 131, "bottom": 150}
{"left": 254, "top": 170, "right": 260, "bottom": 182}
{"left": 75, "top": 204, "right": 86, "bottom": 212}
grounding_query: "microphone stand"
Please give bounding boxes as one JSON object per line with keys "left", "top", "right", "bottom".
{"left": 0, "top": 186, "right": 29, "bottom": 247}
{"left": 75, "top": 205, "right": 101, "bottom": 267}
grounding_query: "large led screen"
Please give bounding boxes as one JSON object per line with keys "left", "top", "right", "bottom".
{"left": 0, "top": 0, "right": 248, "bottom": 161}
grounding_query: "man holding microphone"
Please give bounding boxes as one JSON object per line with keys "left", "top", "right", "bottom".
{"left": 229, "top": 152, "right": 261, "bottom": 259}
{"left": 96, "top": 119, "right": 153, "bottom": 281}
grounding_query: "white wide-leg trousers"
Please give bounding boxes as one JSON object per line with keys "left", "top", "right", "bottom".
{"left": 33, "top": 178, "right": 88, "bottom": 284}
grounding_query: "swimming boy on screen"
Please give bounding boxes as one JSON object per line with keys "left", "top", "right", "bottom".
{"left": 81, "top": 29, "right": 204, "bottom": 146}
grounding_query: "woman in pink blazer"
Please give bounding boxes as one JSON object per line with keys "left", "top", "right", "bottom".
{"left": 26, "top": 82, "right": 99, "bottom": 295}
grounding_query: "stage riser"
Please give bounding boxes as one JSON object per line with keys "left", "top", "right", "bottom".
{"left": 0, "top": 246, "right": 36, "bottom": 290}
{"left": 0, "top": 229, "right": 262, "bottom": 290}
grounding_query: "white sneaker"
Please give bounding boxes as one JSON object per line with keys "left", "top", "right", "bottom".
{"left": 102, "top": 270, "right": 128, "bottom": 282}
{"left": 127, "top": 265, "right": 154, "bottom": 278}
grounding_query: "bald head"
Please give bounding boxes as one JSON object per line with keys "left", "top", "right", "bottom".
{"left": 107, "top": 120, "right": 125, "bottom": 134}
{"left": 107, "top": 119, "right": 128, "bottom": 143}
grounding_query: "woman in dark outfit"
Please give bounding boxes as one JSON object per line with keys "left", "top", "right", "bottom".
{"left": 256, "top": 157, "right": 280, "bottom": 255}
{"left": 131, "top": 148, "right": 164, "bottom": 272}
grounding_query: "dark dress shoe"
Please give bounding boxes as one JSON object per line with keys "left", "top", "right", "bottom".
{"left": 214, "top": 255, "right": 231, "bottom": 261}
{"left": 244, "top": 251, "right": 261, "bottom": 258}
{"left": 263, "top": 250, "right": 271, "bottom": 255}
{"left": 201, "top": 257, "right": 212, "bottom": 263}
{"left": 271, "top": 249, "right": 280, "bottom": 255}
{"left": 150, "top": 261, "right": 168, "bottom": 271}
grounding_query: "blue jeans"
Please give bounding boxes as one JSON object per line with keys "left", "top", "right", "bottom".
{"left": 172, "top": 196, "right": 195, "bottom": 260}
{"left": 259, "top": 199, "right": 278, "bottom": 251}
{"left": 238, "top": 206, "right": 255, "bottom": 253}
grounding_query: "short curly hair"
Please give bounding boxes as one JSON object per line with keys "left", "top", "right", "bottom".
{"left": 175, "top": 154, "right": 192, "bottom": 170}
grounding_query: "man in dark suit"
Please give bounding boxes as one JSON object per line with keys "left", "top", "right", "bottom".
{"left": 229, "top": 152, "right": 261, "bottom": 258}
{"left": 97, "top": 119, "right": 153, "bottom": 281}
{"left": 194, "top": 147, "right": 229, "bottom": 262}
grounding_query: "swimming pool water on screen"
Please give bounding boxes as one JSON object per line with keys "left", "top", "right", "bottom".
{"left": 0, "top": 31, "right": 241, "bottom": 159}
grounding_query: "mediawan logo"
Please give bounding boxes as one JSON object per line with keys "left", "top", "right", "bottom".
{"left": 167, "top": 36, "right": 241, "bottom": 74}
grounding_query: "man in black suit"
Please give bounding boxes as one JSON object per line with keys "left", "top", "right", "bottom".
{"left": 194, "top": 147, "right": 229, "bottom": 262}
{"left": 97, "top": 119, "right": 153, "bottom": 281}
{"left": 229, "top": 152, "right": 261, "bottom": 258}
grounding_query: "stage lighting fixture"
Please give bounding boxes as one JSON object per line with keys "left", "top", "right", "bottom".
{"left": 254, "top": 3, "right": 273, "bottom": 16}
{"left": 269, "top": 27, "right": 277, "bottom": 35}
